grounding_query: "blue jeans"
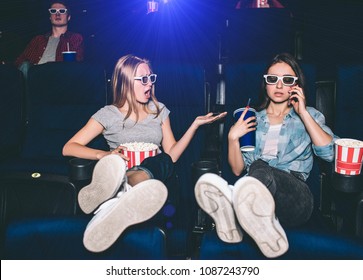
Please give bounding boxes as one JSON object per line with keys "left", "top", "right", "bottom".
{"left": 18, "top": 61, "right": 32, "bottom": 80}
{"left": 248, "top": 160, "right": 314, "bottom": 227}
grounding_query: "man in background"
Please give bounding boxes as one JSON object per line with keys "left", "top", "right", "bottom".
{"left": 15, "top": 1, "right": 83, "bottom": 74}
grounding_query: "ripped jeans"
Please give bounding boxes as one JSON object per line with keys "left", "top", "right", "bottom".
{"left": 247, "top": 160, "right": 314, "bottom": 227}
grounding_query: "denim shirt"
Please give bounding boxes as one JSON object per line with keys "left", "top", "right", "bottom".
{"left": 242, "top": 106, "right": 339, "bottom": 181}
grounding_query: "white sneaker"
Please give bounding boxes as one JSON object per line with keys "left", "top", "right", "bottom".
{"left": 233, "top": 176, "right": 289, "bottom": 258}
{"left": 83, "top": 179, "right": 168, "bottom": 253}
{"left": 195, "top": 173, "right": 243, "bottom": 243}
{"left": 78, "top": 154, "right": 127, "bottom": 214}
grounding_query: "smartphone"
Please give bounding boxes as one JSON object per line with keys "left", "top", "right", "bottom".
{"left": 288, "top": 92, "right": 298, "bottom": 106}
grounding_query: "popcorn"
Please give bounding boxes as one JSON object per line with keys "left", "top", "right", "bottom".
{"left": 120, "top": 142, "right": 158, "bottom": 169}
{"left": 335, "top": 139, "right": 363, "bottom": 148}
{"left": 120, "top": 142, "right": 158, "bottom": 151}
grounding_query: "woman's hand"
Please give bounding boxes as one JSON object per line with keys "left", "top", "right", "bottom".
{"left": 228, "top": 109, "right": 256, "bottom": 141}
{"left": 289, "top": 85, "right": 307, "bottom": 115}
{"left": 108, "top": 145, "right": 130, "bottom": 162}
{"left": 193, "top": 112, "right": 227, "bottom": 128}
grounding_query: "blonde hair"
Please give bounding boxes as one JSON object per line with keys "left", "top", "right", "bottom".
{"left": 111, "top": 54, "right": 161, "bottom": 122}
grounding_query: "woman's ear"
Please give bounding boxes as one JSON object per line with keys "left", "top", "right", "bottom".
{"left": 68, "top": 15, "right": 71, "bottom": 21}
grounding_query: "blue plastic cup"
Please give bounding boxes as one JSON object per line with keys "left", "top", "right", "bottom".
{"left": 233, "top": 107, "right": 256, "bottom": 152}
{"left": 62, "top": 51, "right": 77, "bottom": 62}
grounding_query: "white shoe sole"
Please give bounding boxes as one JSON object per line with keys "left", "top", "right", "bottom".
{"left": 83, "top": 179, "right": 168, "bottom": 253}
{"left": 195, "top": 173, "right": 243, "bottom": 243}
{"left": 78, "top": 154, "right": 126, "bottom": 214}
{"left": 233, "top": 176, "right": 288, "bottom": 258}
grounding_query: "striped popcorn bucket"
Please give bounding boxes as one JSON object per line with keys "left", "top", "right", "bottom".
{"left": 334, "top": 138, "right": 363, "bottom": 175}
{"left": 120, "top": 143, "right": 158, "bottom": 169}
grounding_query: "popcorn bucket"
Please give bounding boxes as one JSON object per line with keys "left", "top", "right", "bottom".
{"left": 120, "top": 142, "right": 158, "bottom": 169}
{"left": 335, "top": 138, "right": 363, "bottom": 175}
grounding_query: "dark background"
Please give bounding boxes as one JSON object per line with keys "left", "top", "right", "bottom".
{"left": 1, "top": 0, "right": 363, "bottom": 78}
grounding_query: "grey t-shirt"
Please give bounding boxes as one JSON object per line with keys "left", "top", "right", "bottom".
{"left": 92, "top": 102, "right": 170, "bottom": 150}
{"left": 38, "top": 36, "right": 60, "bottom": 64}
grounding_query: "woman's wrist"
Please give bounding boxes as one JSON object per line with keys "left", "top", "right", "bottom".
{"left": 96, "top": 150, "right": 110, "bottom": 160}
{"left": 228, "top": 132, "right": 240, "bottom": 142}
{"left": 191, "top": 120, "right": 200, "bottom": 130}
{"left": 298, "top": 109, "right": 311, "bottom": 120}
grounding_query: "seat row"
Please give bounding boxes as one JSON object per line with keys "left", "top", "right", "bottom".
{"left": 0, "top": 61, "right": 362, "bottom": 259}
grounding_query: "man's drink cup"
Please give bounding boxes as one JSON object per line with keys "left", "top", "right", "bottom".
{"left": 233, "top": 107, "right": 256, "bottom": 152}
{"left": 62, "top": 51, "right": 77, "bottom": 62}
{"left": 334, "top": 138, "right": 363, "bottom": 175}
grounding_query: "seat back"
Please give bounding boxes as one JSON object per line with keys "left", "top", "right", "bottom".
{"left": 315, "top": 80, "right": 336, "bottom": 130}
{"left": 154, "top": 62, "right": 207, "bottom": 200}
{"left": 153, "top": 62, "right": 207, "bottom": 258}
{"left": 225, "top": 9, "right": 294, "bottom": 62}
{"left": 313, "top": 80, "right": 337, "bottom": 216}
{"left": 24, "top": 62, "right": 108, "bottom": 158}
{"left": 0, "top": 65, "right": 25, "bottom": 161}
{"left": 0, "top": 62, "right": 108, "bottom": 256}
{"left": 335, "top": 65, "right": 363, "bottom": 140}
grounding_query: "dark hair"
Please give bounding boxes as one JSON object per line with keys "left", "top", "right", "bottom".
{"left": 49, "top": 1, "right": 71, "bottom": 15}
{"left": 256, "top": 53, "right": 307, "bottom": 111}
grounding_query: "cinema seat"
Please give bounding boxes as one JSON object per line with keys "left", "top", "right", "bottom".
{"left": 0, "top": 64, "right": 25, "bottom": 162}
{"left": 0, "top": 62, "right": 167, "bottom": 260}
{"left": 199, "top": 226, "right": 363, "bottom": 260}
{"left": 153, "top": 62, "right": 207, "bottom": 258}
{"left": 335, "top": 64, "right": 363, "bottom": 141}
{"left": 332, "top": 64, "right": 363, "bottom": 238}
{"left": 0, "top": 62, "right": 108, "bottom": 175}
{"left": 4, "top": 217, "right": 166, "bottom": 260}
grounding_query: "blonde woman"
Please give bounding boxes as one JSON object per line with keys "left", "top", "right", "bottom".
{"left": 63, "top": 54, "right": 226, "bottom": 252}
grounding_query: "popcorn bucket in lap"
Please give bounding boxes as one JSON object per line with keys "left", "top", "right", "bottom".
{"left": 334, "top": 138, "right": 363, "bottom": 175}
{"left": 120, "top": 142, "right": 158, "bottom": 169}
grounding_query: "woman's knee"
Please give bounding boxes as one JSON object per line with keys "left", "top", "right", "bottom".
{"left": 248, "top": 160, "right": 276, "bottom": 194}
{"left": 139, "top": 153, "right": 175, "bottom": 182}
{"left": 276, "top": 187, "right": 314, "bottom": 227}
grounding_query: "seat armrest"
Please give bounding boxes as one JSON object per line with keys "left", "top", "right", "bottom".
{"left": 316, "top": 158, "right": 334, "bottom": 217}
{"left": 68, "top": 158, "right": 96, "bottom": 190}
